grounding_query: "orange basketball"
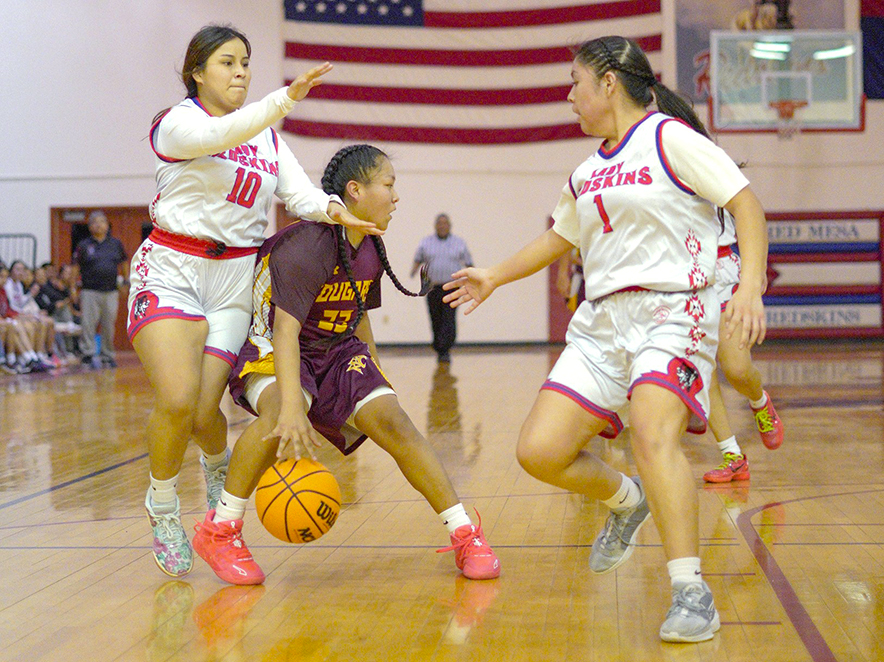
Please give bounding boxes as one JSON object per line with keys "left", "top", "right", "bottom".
{"left": 255, "top": 459, "right": 341, "bottom": 543}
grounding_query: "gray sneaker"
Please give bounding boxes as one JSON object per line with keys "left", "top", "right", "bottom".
{"left": 659, "top": 581, "right": 720, "bottom": 643}
{"left": 588, "top": 476, "right": 651, "bottom": 574}
{"left": 200, "top": 448, "right": 231, "bottom": 510}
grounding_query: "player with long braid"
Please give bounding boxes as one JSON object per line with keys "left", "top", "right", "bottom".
{"left": 443, "top": 36, "right": 768, "bottom": 642}
{"left": 192, "top": 144, "right": 500, "bottom": 585}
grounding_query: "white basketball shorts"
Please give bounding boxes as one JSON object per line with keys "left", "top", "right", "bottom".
{"left": 126, "top": 239, "right": 255, "bottom": 366}
{"left": 543, "top": 287, "right": 719, "bottom": 436}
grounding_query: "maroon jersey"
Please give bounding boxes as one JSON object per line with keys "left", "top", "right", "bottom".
{"left": 230, "top": 221, "right": 382, "bottom": 380}
{"left": 229, "top": 221, "right": 390, "bottom": 454}
{"left": 269, "top": 221, "right": 383, "bottom": 343}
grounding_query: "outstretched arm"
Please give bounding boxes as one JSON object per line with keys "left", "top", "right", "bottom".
{"left": 442, "top": 228, "right": 573, "bottom": 315}
{"left": 276, "top": 142, "right": 381, "bottom": 235}
{"left": 156, "top": 63, "right": 334, "bottom": 160}
{"left": 327, "top": 201, "right": 384, "bottom": 236}
{"left": 723, "top": 186, "right": 768, "bottom": 349}
{"left": 285, "top": 61, "right": 332, "bottom": 102}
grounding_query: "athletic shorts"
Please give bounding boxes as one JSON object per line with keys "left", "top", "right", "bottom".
{"left": 543, "top": 287, "right": 719, "bottom": 437}
{"left": 126, "top": 237, "right": 257, "bottom": 366}
{"left": 714, "top": 246, "right": 741, "bottom": 311}
{"left": 230, "top": 335, "right": 394, "bottom": 455}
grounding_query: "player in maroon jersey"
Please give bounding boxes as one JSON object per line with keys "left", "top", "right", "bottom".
{"left": 192, "top": 144, "right": 500, "bottom": 585}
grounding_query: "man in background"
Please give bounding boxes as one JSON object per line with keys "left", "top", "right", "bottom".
{"left": 74, "top": 210, "right": 128, "bottom": 368}
{"left": 411, "top": 213, "right": 473, "bottom": 363}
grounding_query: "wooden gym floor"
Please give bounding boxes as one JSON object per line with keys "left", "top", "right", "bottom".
{"left": 0, "top": 341, "right": 882, "bottom": 662}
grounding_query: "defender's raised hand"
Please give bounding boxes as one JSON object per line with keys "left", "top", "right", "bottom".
{"left": 287, "top": 61, "right": 333, "bottom": 102}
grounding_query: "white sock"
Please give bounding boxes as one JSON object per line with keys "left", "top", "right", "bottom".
{"left": 149, "top": 474, "right": 179, "bottom": 512}
{"left": 25, "top": 350, "right": 38, "bottom": 361}
{"left": 6, "top": 353, "right": 16, "bottom": 366}
{"left": 717, "top": 436, "right": 742, "bottom": 456}
{"left": 602, "top": 474, "right": 641, "bottom": 511}
{"left": 440, "top": 503, "right": 472, "bottom": 533}
{"left": 202, "top": 448, "right": 230, "bottom": 470}
{"left": 213, "top": 490, "right": 248, "bottom": 522}
{"left": 750, "top": 392, "right": 768, "bottom": 409}
{"left": 667, "top": 557, "right": 703, "bottom": 586}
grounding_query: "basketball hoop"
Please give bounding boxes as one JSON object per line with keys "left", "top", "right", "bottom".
{"left": 769, "top": 99, "right": 808, "bottom": 140}
{"left": 710, "top": 32, "right": 863, "bottom": 135}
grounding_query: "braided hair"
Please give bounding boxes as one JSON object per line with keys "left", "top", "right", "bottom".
{"left": 574, "top": 36, "right": 711, "bottom": 139}
{"left": 575, "top": 37, "right": 733, "bottom": 233}
{"left": 317, "top": 144, "right": 431, "bottom": 348}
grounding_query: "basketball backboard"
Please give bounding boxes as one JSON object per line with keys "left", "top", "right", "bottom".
{"left": 709, "top": 30, "right": 864, "bottom": 135}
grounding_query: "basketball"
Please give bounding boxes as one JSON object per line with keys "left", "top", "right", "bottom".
{"left": 255, "top": 458, "right": 341, "bottom": 544}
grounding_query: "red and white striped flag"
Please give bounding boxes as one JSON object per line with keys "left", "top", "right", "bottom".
{"left": 282, "top": 0, "right": 662, "bottom": 144}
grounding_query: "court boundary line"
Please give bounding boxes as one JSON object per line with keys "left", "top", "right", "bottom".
{"left": 737, "top": 487, "right": 884, "bottom": 662}
{"left": 0, "top": 453, "right": 148, "bottom": 511}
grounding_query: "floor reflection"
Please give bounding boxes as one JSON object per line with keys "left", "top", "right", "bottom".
{"left": 426, "top": 363, "right": 480, "bottom": 466}
{"left": 193, "top": 584, "right": 267, "bottom": 657}
{"left": 440, "top": 575, "right": 501, "bottom": 644}
{"left": 147, "top": 580, "right": 194, "bottom": 662}
{"left": 259, "top": 636, "right": 332, "bottom": 661}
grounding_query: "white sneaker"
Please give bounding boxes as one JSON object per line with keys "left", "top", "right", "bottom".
{"left": 659, "top": 581, "right": 720, "bottom": 643}
{"left": 200, "top": 449, "right": 231, "bottom": 510}
{"left": 588, "top": 476, "right": 651, "bottom": 574}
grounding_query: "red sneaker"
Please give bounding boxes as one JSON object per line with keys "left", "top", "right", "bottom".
{"left": 193, "top": 511, "right": 265, "bottom": 585}
{"left": 703, "top": 453, "right": 750, "bottom": 483}
{"left": 436, "top": 511, "right": 500, "bottom": 580}
{"left": 752, "top": 391, "right": 784, "bottom": 450}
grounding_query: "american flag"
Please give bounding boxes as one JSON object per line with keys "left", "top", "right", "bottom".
{"left": 282, "top": 0, "right": 662, "bottom": 144}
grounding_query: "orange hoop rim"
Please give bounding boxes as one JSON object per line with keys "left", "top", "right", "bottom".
{"left": 769, "top": 99, "right": 809, "bottom": 121}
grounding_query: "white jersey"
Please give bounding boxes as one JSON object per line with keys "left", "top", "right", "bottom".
{"left": 719, "top": 208, "right": 737, "bottom": 247}
{"left": 551, "top": 112, "right": 748, "bottom": 301}
{"left": 150, "top": 88, "right": 332, "bottom": 248}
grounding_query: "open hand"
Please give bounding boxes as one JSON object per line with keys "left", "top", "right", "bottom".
{"left": 723, "top": 286, "right": 766, "bottom": 349}
{"left": 442, "top": 267, "right": 494, "bottom": 315}
{"left": 328, "top": 202, "right": 384, "bottom": 236}
{"left": 287, "top": 61, "right": 333, "bottom": 102}
{"left": 263, "top": 410, "right": 324, "bottom": 461}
